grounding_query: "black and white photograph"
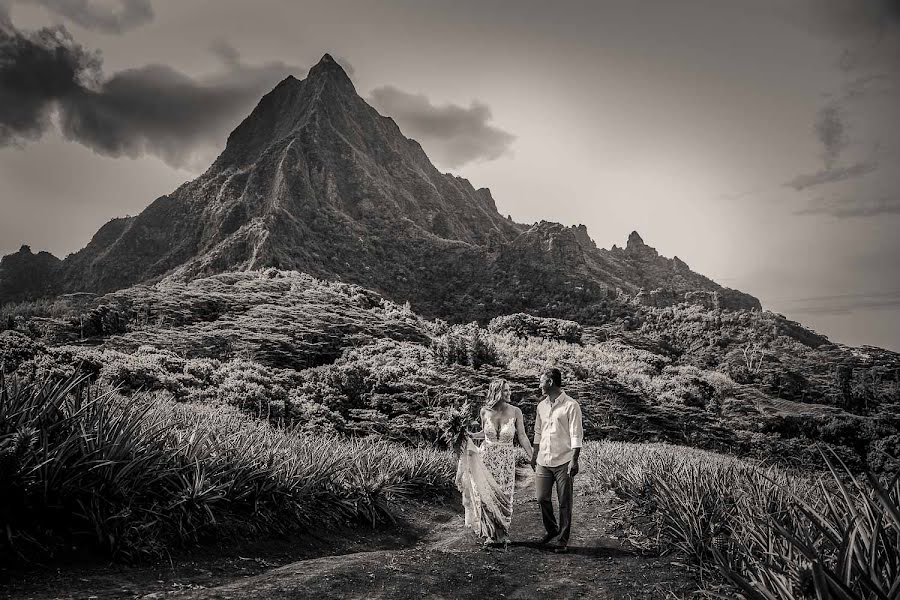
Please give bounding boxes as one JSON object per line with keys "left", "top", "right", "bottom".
{"left": 1, "top": 1, "right": 899, "bottom": 598}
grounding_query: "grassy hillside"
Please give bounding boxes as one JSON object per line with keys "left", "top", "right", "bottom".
{"left": 2, "top": 269, "right": 897, "bottom": 470}
{"left": 1, "top": 268, "right": 898, "bottom": 577}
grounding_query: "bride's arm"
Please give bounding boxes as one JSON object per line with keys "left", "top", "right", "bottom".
{"left": 514, "top": 407, "right": 533, "bottom": 459}
{"left": 468, "top": 408, "right": 486, "bottom": 440}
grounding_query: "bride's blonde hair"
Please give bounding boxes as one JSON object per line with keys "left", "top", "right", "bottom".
{"left": 485, "top": 379, "right": 510, "bottom": 409}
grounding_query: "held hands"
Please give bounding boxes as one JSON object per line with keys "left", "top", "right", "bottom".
{"left": 466, "top": 419, "right": 485, "bottom": 441}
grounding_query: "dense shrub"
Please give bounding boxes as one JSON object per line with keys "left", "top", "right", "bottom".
{"left": 215, "top": 357, "right": 291, "bottom": 417}
{"left": 868, "top": 434, "right": 900, "bottom": 474}
{"left": 487, "top": 312, "right": 583, "bottom": 343}
{"left": 291, "top": 340, "right": 481, "bottom": 446}
{"left": 98, "top": 346, "right": 189, "bottom": 398}
{"left": 0, "top": 330, "right": 42, "bottom": 373}
{"left": 430, "top": 323, "right": 503, "bottom": 369}
{"left": 655, "top": 365, "right": 720, "bottom": 408}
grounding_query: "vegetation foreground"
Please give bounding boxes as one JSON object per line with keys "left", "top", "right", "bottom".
{"left": 2, "top": 269, "right": 899, "bottom": 598}
{"left": 3, "top": 372, "right": 898, "bottom": 599}
{"left": 582, "top": 441, "right": 900, "bottom": 599}
{"left": 0, "top": 373, "right": 454, "bottom": 563}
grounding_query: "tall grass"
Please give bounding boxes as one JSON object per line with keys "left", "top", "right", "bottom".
{"left": 0, "top": 372, "right": 455, "bottom": 562}
{"left": 581, "top": 441, "right": 900, "bottom": 599}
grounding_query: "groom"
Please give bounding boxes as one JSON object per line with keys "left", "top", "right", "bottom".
{"left": 530, "top": 368, "right": 584, "bottom": 554}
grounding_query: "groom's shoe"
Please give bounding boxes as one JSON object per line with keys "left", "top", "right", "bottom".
{"left": 553, "top": 545, "right": 569, "bottom": 554}
{"left": 537, "top": 532, "right": 557, "bottom": 547}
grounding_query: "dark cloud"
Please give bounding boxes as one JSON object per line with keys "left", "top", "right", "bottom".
{"left": 368, "top": 85, "right": 515, "bottom": 169}
{"left": 0, "top": 20, "right": 101, "bottom": 145}
{"left": 785, "top": 160, "right": 879, "bottom": 190}
{"left": 0, "top": 20, "right": 303, "bottom": 168}
{"left": 16, "top": 0, "right": 153, "bottom": 33}
{"left": 793, "top": 195, "right": 900, "bottom": 217}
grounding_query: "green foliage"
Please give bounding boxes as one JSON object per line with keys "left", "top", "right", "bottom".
{"left": 0, "top": 372, "right": 455, "bottom": 563}
{"left": 215, "top": 357, "right": 290, "bottom": 417}
{"left": 430, "top": 322, "right": 503, "bottom": 369}
{"left": 655, "top": 365, "right": 723, "bottom": 408}
{"left": 0, "top": 296, "right": 79, "bottom": 323}
{"left": 492, "top": 332, "right": 664, "bottom": 385}
{"left": 0, "top": 330, "right": 41, "bottom": 373}
{"left": 487, "top": 313, "right": 583, "bottom": 343}
{"left": 638, "top": 303, "right": 900, "bottom": 410}
{"left": 13, "top": 271, "right": 431, "bottom": 370}
{"left": 868, "top": 434, "right": 900, "bottom": 474}
{"left": 293, "top": 340, "right": 481, "bottom": 446}
{"left": 98, "top": 345, "right": 190, "bottom": 397}
{"left": 582, "top": 441, "right": 900, "bottom": 599}
{"left": 3, "top": 269, "right": 895, "bottom": 482}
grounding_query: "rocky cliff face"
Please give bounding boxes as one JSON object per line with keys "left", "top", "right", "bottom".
{"left": 1, "top": 54, "right": 762, "bottom": 321}
{"left": 607, "top": 231, "right": 761, "bottom": 311}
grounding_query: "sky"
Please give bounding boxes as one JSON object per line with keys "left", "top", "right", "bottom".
{"left": 1, "top": 0, "right": 898, "bottom": 351}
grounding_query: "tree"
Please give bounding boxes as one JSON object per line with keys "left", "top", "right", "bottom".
{"left": 742, "top": 341, "right": 764, "bottom": 374}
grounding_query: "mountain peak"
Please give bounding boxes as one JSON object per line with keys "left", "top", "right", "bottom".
{"left": 624, "top": 230, "right": 660, "bottom": 259}
{"left": 626, "top": 231, "right": 645, "bottom": 250}
{"left": 307, "top": 53, "right": 352, "bottom": 84}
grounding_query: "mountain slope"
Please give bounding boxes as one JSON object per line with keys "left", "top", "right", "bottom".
{"left": 1, "top": 53, "right": 759, "bottom": 322}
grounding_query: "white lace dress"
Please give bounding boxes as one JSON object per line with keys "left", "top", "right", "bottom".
{"left": 455, "top": 416, "right": 517, "bottom": 543}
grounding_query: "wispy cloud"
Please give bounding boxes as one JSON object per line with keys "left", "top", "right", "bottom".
{"left": 368, "top": 85, "right": 515, "bottom": 169}
{"left": 716, "top": 188, "right": 762, "bottom": 202}
{"left": 785, "top": 0, "right": 900, "bottom": 219}
{"left": 793, "top": 195, "right": 900, "bottom": 218}
{"left": 785, "top": 160, "right": 879, "bottom": 190}
{"left": 815, "top": 104, "right": 848, "bottom": 169}
{"left": 776, "top": 289, "right": 900, "bottom": 316}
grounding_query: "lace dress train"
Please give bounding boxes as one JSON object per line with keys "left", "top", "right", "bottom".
{"left": 455, "top": 417, "right": 518, "bottom": 543}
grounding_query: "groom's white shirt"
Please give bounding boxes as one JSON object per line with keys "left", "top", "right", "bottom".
{"left": 532, "top": 391, "right": 583, "bottom": 468}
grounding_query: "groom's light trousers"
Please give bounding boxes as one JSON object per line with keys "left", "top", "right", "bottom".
{"left": 535, "top": 462, "right": 573, "bottom": 546}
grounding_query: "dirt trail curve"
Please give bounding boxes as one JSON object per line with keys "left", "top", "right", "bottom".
{"left": 153, "top": 468, "right": 696, "bottom": 600}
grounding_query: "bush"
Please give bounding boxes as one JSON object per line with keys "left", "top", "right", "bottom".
{"left": 215, "top": 357, "right": 289, "bottom": 416}
{"left": 868, "top": 434, "right": 900, "bottom": 475}
{"left": 99, "top": 346, "right": 188, "bottom": 398}
{"left": 430, "top": 323, "right": 503, "bottom": 369}
{"left": 655, "top": 365, "right": 718, "bottom": 408}
{"left": 487, "top": 313, "right": 583, "bottom": 343}
{"left": 0, "top": 330, "right": 43, "bottom": 373}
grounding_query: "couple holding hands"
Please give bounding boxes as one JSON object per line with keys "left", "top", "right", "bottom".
{"left": 455, "top": 368, "right": 584, "bottom": 553}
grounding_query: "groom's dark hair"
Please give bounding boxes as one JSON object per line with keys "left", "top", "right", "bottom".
{"left": 543, "top": 368, "right": 563, "bottom": 388}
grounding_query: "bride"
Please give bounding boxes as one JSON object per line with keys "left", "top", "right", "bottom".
{"left": 455, "top": 378, "right": 534, "bottom": 548}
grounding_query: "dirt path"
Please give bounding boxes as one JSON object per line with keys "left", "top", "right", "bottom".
{"left": 145, "top": 468, "right": 697, "bottom": 600}
{"left": 3, "top": 468, "right": 697, "bottom": 599}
